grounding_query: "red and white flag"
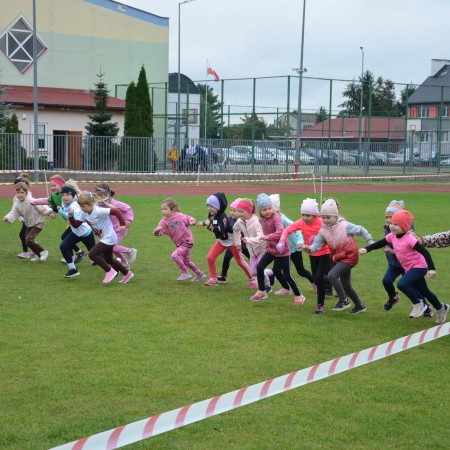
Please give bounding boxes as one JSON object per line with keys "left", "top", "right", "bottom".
{"left": 207, "top": 66, "right": 220, "bottom": 81}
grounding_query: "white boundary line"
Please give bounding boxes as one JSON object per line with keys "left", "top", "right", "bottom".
{"left": 50, "top": 324, "right": 449, "bottom": 450}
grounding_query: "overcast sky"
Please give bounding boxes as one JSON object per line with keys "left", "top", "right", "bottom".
{"left": 121, "top": 0, "right": 449, "bottom": 87}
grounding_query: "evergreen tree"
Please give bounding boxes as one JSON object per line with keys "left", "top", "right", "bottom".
{"left": 1, "top": 113, "right": 27, "bottom": 169}
{"left": 397, "top": 85, "right": 417, "bottom": 116}
{"left": 84, "top": 73, "right": 119, "bottom": 170}
{"left": 0, "top": 82, "right": 11, "bottom": 132}
{"left": 339, "top": 71, "right": 400, "bottom": 118}
{"left": 135, "top": 65, "right": 153, "bottom": 137}
{"left": 123, "top": 81, "right": 140, "bottom": 136}
{"left": 197, "top": 83, "right": 222, "bottom": 139}
{"left": 315, "top": 106, "right": 328, "bottom": 124}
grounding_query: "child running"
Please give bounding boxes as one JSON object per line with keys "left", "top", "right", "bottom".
{"left": 278, "top": 198, "right": 332, "bottom": 314}
{"left": 68, "top": 192, "right": 134, "bottom": 284}
{"left": 382, "top": 200, "right": 431, "bottom": 317}
{"left": 13, "top": 173, "right": 35, "bottom": 259}
{"left": 233, "top": 198, "right": 266, "bottom": 290}
{"left": 153, "top": 197, "right": 206, "bottom": 282}
{"left": 217, "top": 198, "right": 251, "bottom": 284}
{"left": 94, "top": 183, "right": 137, "bottom": 268}
{"left": 32, "top": 174, "right": 85, "bottom": 264}
{"left": 360, "top": 209, "right": 448, "bottom": 324}
{"left": 270, "top": 194, "right": 314, "bottom": 293}
{"left": 251, "top": 193, "right": 305, "bottom": 304}
{"left": 196, "top": 192, "right": 252, "bottom": 287}
{"left": 3, "top": 181, "right": 48, "bottom": 261}
{"left": 303, "top": 198, "right": 373, "bottom": 315}
{"left": 418, "top": 230, "right": 450, "bottom": 248}
{"left": 57, "top": 185, "right": 96, "bottom": 278}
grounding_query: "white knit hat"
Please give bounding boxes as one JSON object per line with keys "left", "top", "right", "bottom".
{"left": 321, "top": 199, "right": 339, "bottom": 216}
{"left": 269, "top": 194, "right": 280, "bottom": 212}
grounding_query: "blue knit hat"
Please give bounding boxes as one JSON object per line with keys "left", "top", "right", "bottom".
{"left": 206, "top": 195, "right": 220, "bottom": 210}
{"left": 386, "top": 200, "right": 405, "bottom": 215}
{"left": 256, "top": 193, "right": 272, "bottom": 211}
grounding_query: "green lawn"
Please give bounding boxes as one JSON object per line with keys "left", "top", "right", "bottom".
{"left": 0, "top": 191, "right": 449, "bottom": 450}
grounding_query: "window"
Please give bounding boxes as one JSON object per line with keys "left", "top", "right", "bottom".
{"left": 442, "top": 106, "right": 450, "bottom": 117}
{"left": 441, "top": 131, "right": 449, "bottom": 142}
{"left": 32, "top": 123, "right": 48, "bottom": 151}
{"left": 418, "top": 106, "right": 429, "bottom": 118}
{"left": 182, "top": 108, "right": 198, "bottom": 125}
{"left": 0, "top": 17, "right": 47, "bottom": 73}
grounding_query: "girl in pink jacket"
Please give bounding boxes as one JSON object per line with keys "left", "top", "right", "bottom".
{"left": 250, "top": 193, "right": 305, "bottom": 305}
{"left": 95, "top": 183, "right": 137, "bottom": 268}
{"left": 153, "top": 198, "right": 206, "bottom": 282}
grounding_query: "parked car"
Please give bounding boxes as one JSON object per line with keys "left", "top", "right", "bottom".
{"left": 230, "top": 145, "right": 277, "bottom": 164}
{"left": 226, "top": 146, "right": 252, "bottom": 164}
{"left": 302, "top": 148, "right": 336, "bottom": 165}
{"left": 439, "top": 156, "right": 450, "bottom": 166}
{"left": 277, "top": 149, "right": 295, "bottom": 164}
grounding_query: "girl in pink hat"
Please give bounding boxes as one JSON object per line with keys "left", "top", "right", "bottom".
{"left": 360, "top": 210, "right": 448, "bottom": 324}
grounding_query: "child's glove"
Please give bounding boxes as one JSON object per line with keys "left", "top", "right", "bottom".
{"left": 276, "top": 241, "right": 285, "bottom": 253}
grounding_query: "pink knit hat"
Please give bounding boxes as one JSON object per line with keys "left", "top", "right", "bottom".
{"left": 321, "top": 199, "right": 339, "bottom": 216}
{"left": 300, "top": 198, "right": 319, "bottom": 215}
{"left": 230, "top": 198, "right": 242, "bottom": 209}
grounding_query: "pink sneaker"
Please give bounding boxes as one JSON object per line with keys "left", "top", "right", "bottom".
{"left": 17, "top": 252, "right": 31, "bottom": 259}
{"left": 293, "top": 294, "right": 306, "bottom": 306}
{"left": 249, "top": 278, "right": 257, "bottom": 290}
{"left": 204, "top": 277, "right": 219, "bottom": 286}
{"left": 275, "top": 288, "right": 292, "bottom": 296}
{"left": 177, "top": 272, "right": 192, "bottom": 281}
{"left": 250, "top": 291, "right": 268, "bottom": 302}
{"left": 119, "top": 271, "right": 134, "bottom": 284}
{"left": 192, "top": 272, "right": 206, "bottom": 283}
{"left": 103, "top": 269, "right": 118, "bottom": 284}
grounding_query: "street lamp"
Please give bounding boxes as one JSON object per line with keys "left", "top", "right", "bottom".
{"left": 294, "top": 0, "right": 307, "bottom": 163}
{"left": 177, "top": 0, "right": 196, "bottom": 154}
{"left": 358, "top": 46, "right": 364, "bottom": 168}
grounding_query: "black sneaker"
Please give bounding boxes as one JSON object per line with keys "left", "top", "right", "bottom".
{"left": 73, "top": 250, "right": 86, "bottom": 265}
{"left": 265, "top": 286, "right": 272, "bottom": 294}
{"left": 217, "top": 275, "right": 227, "bottom": 283}
{"left": 349, "top": 303, "right": 367, "bottom": 315}
{"left": 332, "top": 299, "right": 351, "bottom": 311}
{"left": 423, "top": 304, "right": 433, "bottom": 318}
{"left": 64, "top": 268, "right": 80, "bottom": 278}
{"left": 383, "top": 293, "right": 400, "bottom": 311}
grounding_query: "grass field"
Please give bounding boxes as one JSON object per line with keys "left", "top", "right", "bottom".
{"left": 0, "top": 190, "right": 449, "bottom": 450}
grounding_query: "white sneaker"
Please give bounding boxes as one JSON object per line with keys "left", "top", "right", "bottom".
{"left": 177, "top": 272, "right": 192, "bottom": 281}
{"left": 128, "top": 248, "right": 138, "bottom": 264}
{"left": 37, "top": 250, "right": 49, "bottom": 261}
{"left": 409, "top": 300, "right": 426, "bottom": 318}
{"left": 436, "top": 304, "right": 449, "bottom": 325}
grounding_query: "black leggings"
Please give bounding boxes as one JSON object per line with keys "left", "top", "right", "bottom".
{"left": 60, "top": 230, "right": 96, "bottom": 263}
{"left": 310, "top": 254, "right": 332, "bottom": 305}
{"left": 61, "top": 226, "right": 80, "bottom": 253}
{"left": 19, "top": 222, "right": 28, "bottom": 252}
{"left": 256, "top": 252, "right": 301, "bottom": 295}
{"left": 220, "top": 242, "right": 250, "bottom": 277}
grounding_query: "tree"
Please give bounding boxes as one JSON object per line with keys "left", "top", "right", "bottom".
{"left": 0, "top": 81, "right": 11, "bottom": 132}
{"left": 241, "top": 113, "right": 267, "bottom": 140}
{"left": 1, "top": 113, "right": 27, "bottom": 169}
{"left": 135, "top": 65, "right": 153, "bottom": 137}
{"left": 197, "top": 83, "right": 222, "bottom": 139}
{"left": 397, "top": 85, "right": 417, "bottom": 116}
{"left": 119, "top": 66, "right": 156, "bottom": 172}
{"left": 339, "top": 70, "right": 400, "bottom": 118}
{"left": 315, "top": 106, "right": 328, "bottom": 124}
{"left": 84, "top": 73, "right": 119, "bottom": 170}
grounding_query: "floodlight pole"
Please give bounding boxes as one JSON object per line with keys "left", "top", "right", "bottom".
{"left": 358, "top": 46, "right": 365, "bottom": 170}
{"left": 177, "top": 0, "right": 196, "bottom": 155}
{"left": 294, "top": 0, "right": 306, "bottom": 163}
{"left": 32, "top": 0, "right": 40, "bottom": 181}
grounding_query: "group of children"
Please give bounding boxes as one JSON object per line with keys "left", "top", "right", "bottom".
{"left": 152, "top": 191, "right": 448, "bottom": 325}
{"left": 3, "top": 176, "right": 449, "bottom": 324}
{"left": 3, "top": 173, "right": 137, "bottom": 284}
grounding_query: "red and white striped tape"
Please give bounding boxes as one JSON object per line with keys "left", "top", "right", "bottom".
{"left": 1, "top": 172, "right": 449, "bottom": 188}
{"left": 50, "top": 323, "right": 449, "bottom": 450}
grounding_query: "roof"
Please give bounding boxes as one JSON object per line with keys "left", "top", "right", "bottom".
{"left": 0, "top": 85, "right": 126, "bottom": 111}
{"left": 168, "top": 73, "right": 199, "bottom": 95}
{"left": 301, "top": 117, "right": 405, "bottom": 141}
{"left": 408, "top": 65, "right": 450, "bottom": 105}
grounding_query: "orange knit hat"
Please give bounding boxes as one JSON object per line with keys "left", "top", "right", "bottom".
{"left": 391, "top": 210, "right": 414, "bottom": 232}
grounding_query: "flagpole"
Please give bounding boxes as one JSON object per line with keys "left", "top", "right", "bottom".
{"left": 205, "top": 60, "right": 208, "bottom": 140}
